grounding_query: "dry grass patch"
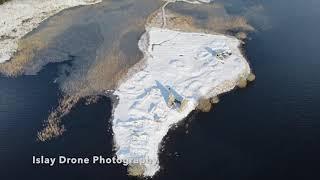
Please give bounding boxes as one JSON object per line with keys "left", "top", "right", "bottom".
{"left": 206, "top": 16, "right": 254, "bottom": 34}
{"left": 210, "top": 96, "right": 220, "bottom": 104}
{"left": 237, "top": 77, "right": 248, "bottom": 88}
{"left": 0, "top": 37, "right": 48, "bottom": 76}
{"left": 147, "top": 8, "right": 201, "bottom": 33}
{"left": 127, "top": 164, "right": 145, "bottom": 177}
{"left": 0, "top": 0, "right": 11, "bottom": 5}
{"left": 236, "top": 32, "right": 248, "bottom": 40}
{"left": 84, "top": 48, "right": 142, "bottom": 95}
{"left": 147, "top": 6, "right": 254, "bottom": 37}
{"left": 146, "top": 8, "right": 163, "bottom": 27}
{"left": 37, "top": 94, "right": 80, "bottom": 141}
{"left": 197, "top": 98, "right": 212, "bottom": 112}
{"left": 247, "top": 73, "right": 256, "bottom": 82}
{"left": 166, "top": 11, "right": 198, "bottom": 32}
{"left": 0, "top": 14, "right": 74, "bottom": 76}
{"left": 38, "top": 47, "right": 145, "bottom": 141}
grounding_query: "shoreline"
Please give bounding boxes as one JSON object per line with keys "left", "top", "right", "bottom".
{"left": 0, "top": 0, "right": 255, "bottom": 177}
{"left": 0, "top": 0, "right": 102, "bottom": 64}
{"left": 112, "top": 27, "right": 252, "bottom": 177}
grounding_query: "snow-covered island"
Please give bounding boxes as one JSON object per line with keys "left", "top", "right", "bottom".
{"left": 112, "top": 27, "right": 252, "bottom": 176}
{"left": 0, "top": 0, "right": 254, "bottom": 177}
{"left": 0, "top": 0, "right": 101, "bottom": 63}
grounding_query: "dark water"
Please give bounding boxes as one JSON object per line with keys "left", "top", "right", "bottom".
{"left": 1, "top": 0, "right": 320, "bottom": 179}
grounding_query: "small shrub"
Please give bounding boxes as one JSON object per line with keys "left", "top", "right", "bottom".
{"left": 197, "top": 98, "right": 212, "bottom": 112}
{"left": 247, "top": 73, "right": 256, "bottom": 82}
{"left": 237, "top": 77, "right": 247, "bottom": 88}
{"left": 0, "top": 0, "right": 11, "bottom": 5}
{"left": 210, "top": 96, "right": 219, "bottom": 104}
{"left": 127, "top": 164, "right": 145, "bottom": 177}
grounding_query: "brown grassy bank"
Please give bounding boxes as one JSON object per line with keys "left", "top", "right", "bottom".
{"left": 37, "top": 95, "right": 81, "bottom": 141}
{"left": 147, "top": 2, "right": 254, "bottom": 38}
{"left": 35, "top": 13, "right": 151, "bottom": 142}
{"left": 0, "top": 12, "right": 76, "bottom": 76}
{"left": 37, "top": 47, "right": 143, "bottom": 141}
{"left": 0, "top": 0, "right": 11, "bottom": 5}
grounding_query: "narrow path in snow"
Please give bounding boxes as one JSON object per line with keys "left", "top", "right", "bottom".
{"left": 161, "top": 1, "right": 170, "bottom": 28}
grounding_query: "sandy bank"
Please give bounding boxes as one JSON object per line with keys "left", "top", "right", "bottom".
{"left": 112, "top": 27, "right": 251, "bottom": 176}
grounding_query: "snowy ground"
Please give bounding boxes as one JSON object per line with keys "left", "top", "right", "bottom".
{"left": 113, "top": 27, "right": 251, "bottom": 176}
{"left": 0, "top": 0, "right": 101, "bottom": 63}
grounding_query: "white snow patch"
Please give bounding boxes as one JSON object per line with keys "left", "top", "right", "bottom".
{"left": 113, "top": 27, "right": 251, "bottom": 176}
{"left": 0, "top": 0, "right": 101, "bottom": 63}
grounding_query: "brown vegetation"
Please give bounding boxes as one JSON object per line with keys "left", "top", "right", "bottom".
{"left": 76, "top": 45, "right": 143, "bottom": 96}
{"left": 145, "top": 0, "right": 167, "bottom": 28}
{"left": 7, "top": 0, "right": 255, "bottom": 142}
{"left": 237, "top": 73, "right": 256, "bottom": 89}
{"left": 236, "top": 32, "right": 248, "bottom": 40}
{"left": 0, "top": 0, "right": 10, "bottom": 5}
{"left": 85, "top": 95, "right": 100, "bottom": 105}
{"left": 147, "top": 6, "right": 254, "bottom": 37}
{"left": 147, "top": 9, "right": 200, "bottom": 33}
{"left": 37, "top": 30, "right": 146, "bottom": 141}
{"left": 37, "top": 94, "right": 103, "bottom": 141}
{"left": 2, "top": 0, "right": 160, "bottom": 141}
{"left": 37, "top": 95, "right": 80, "bottom": 141}
{"left": 237, "top": 77, "right": 248, "bottom": 88}
{"left": 166, "top": 11, "right": 198, "bottom": 31}
{"left": 57, "top": 18, "right": 146, "bottom": 96}
{"left": 247, "top": 73, "right": 256, "bottom": 82}
{"left": 35, "top": 8, "right": 150, "bottom": 141}
{"left": 210, "top": 96, "right": 219, "bottom": 104}
{"left": 197, "top": 98, "right": 212, "bottom": 112}
{"left": 0, "top": 36, "right": 48, "bottom": 76}
{"left": 127, "top": 164, "right": 145, "bottom": 177}
{"left": 146, "top": 7, "right": 164, "bottom": 28}
{"left": 0, "top": 14, "right": 74, "bottom": 76}
{"left": 206, "top": 16, "right": 254, "bottom": 33}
